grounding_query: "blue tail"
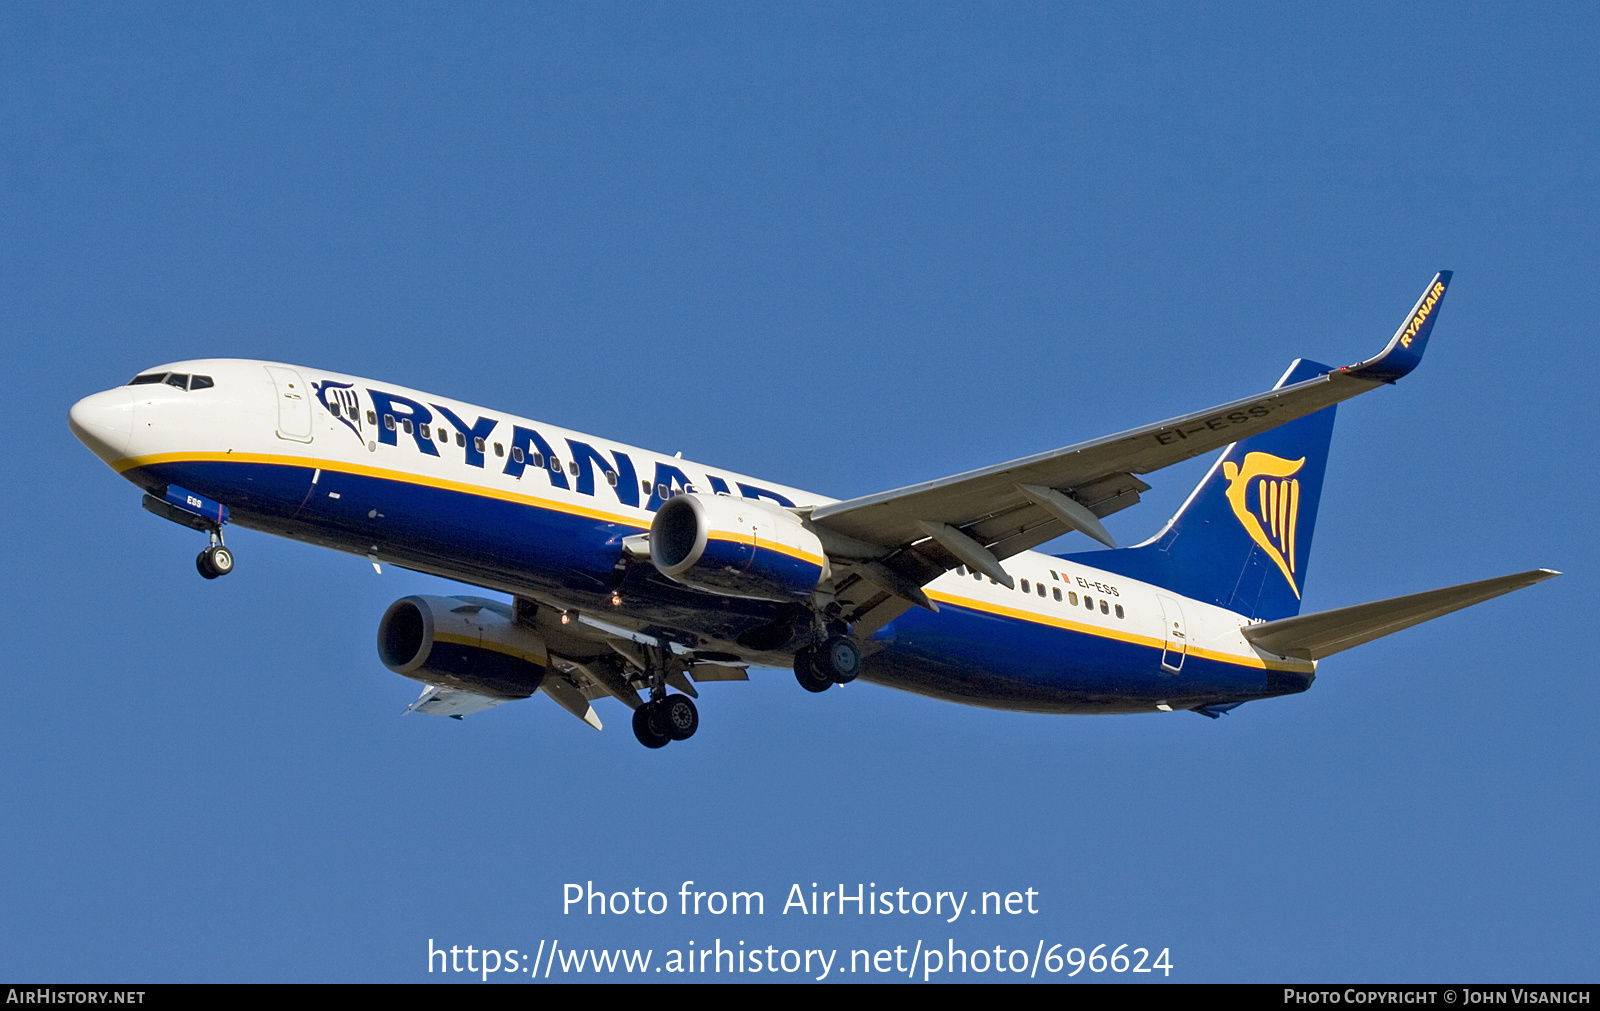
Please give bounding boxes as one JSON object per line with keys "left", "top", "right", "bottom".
{"left": 1059, "top": 359, "right": 1338, "bottom": 621}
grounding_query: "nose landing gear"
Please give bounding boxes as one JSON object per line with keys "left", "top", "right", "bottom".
{"left": 140, "top": 488, "right": 237, "bottom": 580}
{"left": 196, "top": 544, "right": 234, "bottom": 579}
{"left": 195, "top": 532, "right": 234, "bottom": 580}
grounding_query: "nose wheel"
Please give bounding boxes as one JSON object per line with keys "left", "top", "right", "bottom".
{"left": 195, "top": 543, "right": 234, "bottom": 579}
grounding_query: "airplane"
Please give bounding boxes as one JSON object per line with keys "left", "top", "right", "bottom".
{"left": 67, "top": 271, "right": 1557, "bottom": 748}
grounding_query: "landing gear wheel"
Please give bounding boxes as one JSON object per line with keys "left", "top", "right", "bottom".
{"left": 196, "top": 549, "right": 218, "bottom": 579}
{"left": 817, "top": 635, "right": 861, "bottom": 684}
{"left": 660, "top": 694, "right": 699, "bottom": 741}
{"left": 204, "top": 544, "right": 234, "bottom": 577}
{"left": 793, "top": 646, "right": 833, "bottom": 693}
{"left": 631, "top": 702, "right": 671, "bottom": 749}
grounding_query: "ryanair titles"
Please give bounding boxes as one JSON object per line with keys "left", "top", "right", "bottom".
{"left": 312, "top": 380, "right": 795, "bottom": 513}
{"left": 1399, "top": 279, "right": 1447, "bottom": 349}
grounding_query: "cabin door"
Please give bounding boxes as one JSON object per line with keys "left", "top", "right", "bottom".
{"left": 265, "top": 366, "right": 314, "bottom": 443}
{"left": 1156, "top": 594, "right": 1188, "bottom": 673}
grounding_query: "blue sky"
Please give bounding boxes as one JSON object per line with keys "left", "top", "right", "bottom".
{"left": 2, "top": 3, "right": 1595, "bottom": 982}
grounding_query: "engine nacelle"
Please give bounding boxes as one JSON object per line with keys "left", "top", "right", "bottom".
{"left": 377, "top": 595, "right": 548, "bottom": 699}
{"left": 649, "top": 493, "right": 829, "bottom": 602}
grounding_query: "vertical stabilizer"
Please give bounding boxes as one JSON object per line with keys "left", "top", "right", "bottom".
{"left": 1059, "top": 359, "right": 1337, "bottom": 621}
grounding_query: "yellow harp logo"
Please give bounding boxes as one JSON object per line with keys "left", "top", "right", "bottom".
{"left": 1223, "top": 451, "right": 1306, "bottom": 599}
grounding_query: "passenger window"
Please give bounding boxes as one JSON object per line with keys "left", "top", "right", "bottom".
{"left": 550, "top": 457, "right": 562, "bottom": 473}
{"left": 604, "top": 469, "right": 617, "bottom": 486}
{"left": 402, "top": 418, "right": 413, "bottom": 434}
{"left": 367, "top": 410, "right": 377, "bottom": 425}
{"left": 656, "top": 484, "right": 668, "bottom": 498}
{"left": 568, "top": 460, "right": 578, "bottom": 475}
{"left": 511, "top": 446, "right": 525, "bottom": 463}
{"left": 1053, "top": 587, "right": 1062, "bottom": 601}
{"left": 1037, "top": 583, "right": 1046, "bottom": 597}
{"left": 475, "top": 437, "right": 486, "bottom": 453}
{"left": 1100, "top": 600, "right": 1109, "bottom": 614}
{"left": 436, "top": 428, "right": 447, "bottom": 443}
{"left": 188, "top": 375, "right": 214, "bottom": 390}
{"left": 532, "top": 452, "right": 544, "bottom": 468}
{"left": 328, "top": 403, "right": 341, "bottom": 417}
{"left": 456, "top": 432, "right": 465, "bottom": 447}
{"left": 1115, "top": 604, "right": 1125, "bottom": 619}
{"left": 384, "top": 415, "right": 396, "bottom": 431}
{"left": 494, "top": 443, "right": 504, "bottom": 457}
{"left": 1084, "top": 596, "right": 1094, "bottom": 610}
{"left": 128, "top": 373, "right": 166, "bottom": 385}
{"left": 1069, "top": 592, "right": 1078, "bottom": 605}
{"left": 973, "top": 571, "right": 982, "bottom": 580}
{"left": 1021, "top": 579, "right": 1030, "bottom": 593}
{"left": 419, "top": 423, "right": 431, "bottom": 439}
{"left": 165, "top": 373, "right": 190, "bottom": 390}
{"left": 956, "top": 566, "right": 966, "bottom": 576}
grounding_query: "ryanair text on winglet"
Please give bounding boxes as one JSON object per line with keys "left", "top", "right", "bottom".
{"left": 1400, "top": 280, "right": 1447, "bottom": 348}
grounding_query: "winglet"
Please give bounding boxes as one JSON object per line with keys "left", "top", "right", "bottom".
{"left": 1343, "top": 271, "right": 1452, "bottom": 383}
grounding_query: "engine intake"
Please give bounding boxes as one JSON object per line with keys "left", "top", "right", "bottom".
{"left": 650, "top": 493, "right": 829, "bottom": 602}
{"left": 377, "top": 595, "right": 548, "bottom": 699}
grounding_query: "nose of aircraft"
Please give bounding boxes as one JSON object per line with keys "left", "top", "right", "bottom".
{"left": 69, "top": 387, "right": 136, "bottom": 464}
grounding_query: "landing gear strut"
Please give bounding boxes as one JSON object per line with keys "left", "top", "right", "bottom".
{"left": 629, "top": 646, "right": 699, "bottom": 749}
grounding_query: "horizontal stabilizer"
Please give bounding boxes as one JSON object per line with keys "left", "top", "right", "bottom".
{"left": 1242, "top": 568, "right": 1559, "bottom": 661}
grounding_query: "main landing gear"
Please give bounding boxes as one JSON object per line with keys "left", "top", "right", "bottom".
{"left": 195, "top": 532, "right": 234, "bottom": 580}
{"left": 629, "top": 646, "right": 699, "bottom": 749}
{"left": 793, "top": 634, "right": 860, "bottom": 693}
{"left": 631, "top": 694, "right": 698, "bottom": 749}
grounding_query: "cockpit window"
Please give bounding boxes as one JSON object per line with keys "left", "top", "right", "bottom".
{"left": 126, "top": 372, "right": 215, "bottom": 390}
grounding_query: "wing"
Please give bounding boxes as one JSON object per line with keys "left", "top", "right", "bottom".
{"left": 809, "top": 272, "right": 1453, "bottom": 631}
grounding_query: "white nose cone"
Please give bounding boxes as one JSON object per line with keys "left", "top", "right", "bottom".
{"left": 69, "top": 388, "right": 135, "bottom": 464}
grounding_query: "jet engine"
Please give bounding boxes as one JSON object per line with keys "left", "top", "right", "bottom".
{"left": 649, "top": 493, "right": 829, "bottom": 602}
{"left": 376, "top": 595, "right": 548, "bottom": 699}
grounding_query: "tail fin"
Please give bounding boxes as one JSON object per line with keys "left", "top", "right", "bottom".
{"left": 1059, "top": 359, "right": 1337, "bottom": 621}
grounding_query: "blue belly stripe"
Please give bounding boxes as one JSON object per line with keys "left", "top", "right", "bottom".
{"left": 126, "top": 457, "right": 1311, "bottom": 713}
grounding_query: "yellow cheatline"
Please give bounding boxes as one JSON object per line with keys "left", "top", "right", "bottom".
{"left": 118, "top": 454, "right": 1314, "bottom": 674}
{"left": 115, "top": 451, "right": 652, "bottom": 531}
{"left": 922, "top": 589, "right": 1312, "bottom": 673}
{"left": 705, "top": 529, "right": 825, "bottom": 567}
{"left": 433, "top": 631, "right": 548, "bottom": 666}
